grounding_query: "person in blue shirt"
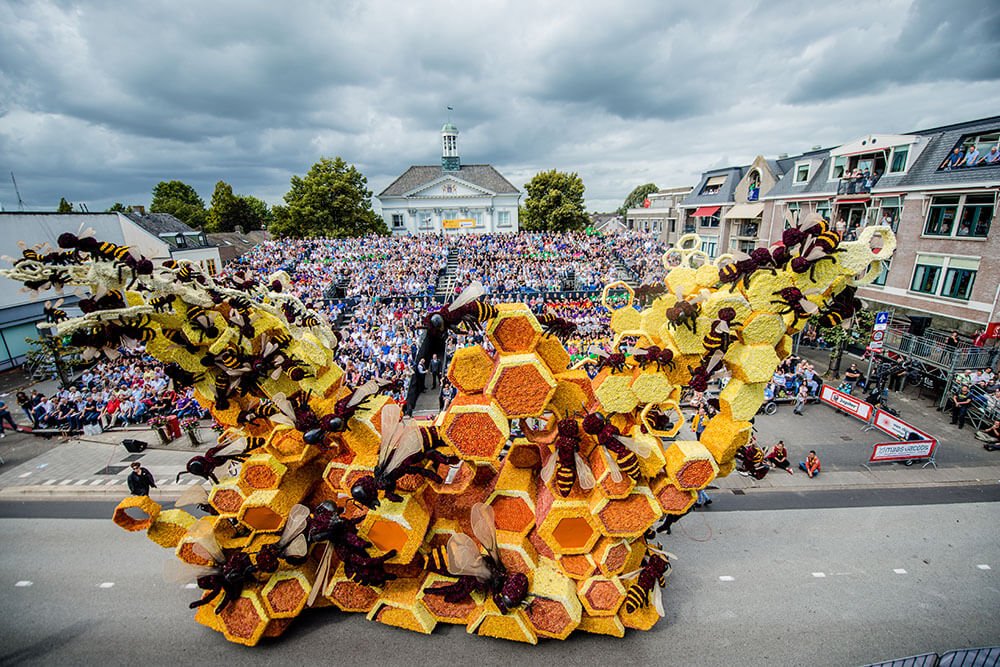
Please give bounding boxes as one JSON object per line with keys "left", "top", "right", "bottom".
{"left": 942, "top": 147, "right": 964, "bottom": 170}
{"left": 960, "top": 146, "right": 980, "bottom": 167}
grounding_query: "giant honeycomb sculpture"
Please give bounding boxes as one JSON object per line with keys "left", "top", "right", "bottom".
{"left": 0, "top": 217, "right": 895, "bottom": 644}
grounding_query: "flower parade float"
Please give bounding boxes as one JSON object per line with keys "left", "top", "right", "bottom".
{"left": 0, "top": 217, "right": 895, "bottom": 645}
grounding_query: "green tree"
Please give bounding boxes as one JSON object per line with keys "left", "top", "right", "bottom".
{"left": 521, "top": 170, "right": 589, "bottom": 232}
{"left": 816, "top": 308, "right": 875, "bottom": 377}
{"left": 270, "top": 157, "right": 386, "bottom": 238}
{"left": 106, "top": 202, "right": 130, "bottom": 213}
{"left": 617, "top": 183, "right": 658, "bottom": 216}
{"left": 150, "top": 180, "right": 207, "bottom": 228}
{"left": 240, "top": 195, "right": 273, "bottom": 230}
{"left": 206, "top": 180, "right": 260, "bottom": 233}
{"left": 57, "top": 197, "right": 74, "bottom": 213}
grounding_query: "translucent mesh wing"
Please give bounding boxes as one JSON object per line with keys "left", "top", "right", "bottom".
{"left": 278, "top": 504, "right": 310, "bottom": 547}
{"left": 284, "top": 534, "right": 308, "bottom": 559}
{"left": 386, "top": 423, "right": 424, "bottom": 472}
{"left": 163, "top": 559, "right": 217, "bottom": 584}
{"left": 348, "top": 380, "right": 379, "bottom": 408}
{"left": 451, "top": 280, "right": 484, "bottom": 310}
{"left": 615, "top": 434, "right": 652, "bottom": 458}
{"left": 602, "top": 447, "right": 623, "bottom": 483}
{"left": 187, "top": 518, "right": 224, "bottom": 564}
{"left": 175, "top": 484, "right": 210, "bottom": 509}
{"left": 378, "top": 403, "right": 403, "bottom": 468}
{"left": 307, "top": 544, "right": 333, "bottom": 608}
{"left": 540, "top": 450, "right": 557, "bottom": 483}
{"left": 575, "top": 452, "right": 596, "bottom": 489}
{"left": 470, "top": 502, "right": 499, "bottom": 563}
{"left": 654, "top": 587, "right": 665, "bottom": 617}
{"left": 446, "top": 533, "right": 492, "bottom": 580}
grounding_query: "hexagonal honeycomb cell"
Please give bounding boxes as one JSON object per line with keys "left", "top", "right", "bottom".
{"left": 629, "top": 371, "right": 673, "bottom": 405}
{"left": 112, "top": 495, "right": 160, "bottom": 532}
{"left": 485, "top": 353, "right": 557, "bottom": 419}
{"left": 610, "top": 306, "right": 641, "bottom": 333}
{"left": 556, "top": 552, "right": 597, "bottom": 580}
{"left": 146, "top": 508, "right": 197, "bottom": 549}
{"left": 664, "top": 440, "right": 719, "bottom": 490}
{"left": 728, "top": 342, "right": 781, "bottom": 384}
{"left": 593, "top": 536, "right": 631, "bottom": 577}
{"left": 592, "top": 368, "right": 638, "bottom": 414}
{"left": 239, "top": 454, "right": 287, "bottom": 491}
{"left": 487, "top": 305, "right": 542, "bottom": 353}
{"left": 740, "top": 311, "right": 787, "bottom": 346}
{"left": 651, "top": 475, "right": 697, "bottom": 514}
{"left": 579, "top": 576, "right": 626, "bottom": 616}
{"left": 699, "top": 414, "right": 753, "bottom": 465}
{"left": 719, "top": 378, "right": 766, "bottom": 422}
{"left": 447, "top": 345, "right": 496, "bottom": 394}
{"left": 218, "top": 588, "right": 269, "bottom": 646}
{"left": 535, "top": 484, "right": 600, "bottom": 555}
{"left": 535, "top": 334, "right": 570, "bottom": 373}
{"left": 418, "top": 572, "right": 484, "bottom": 623}
{"left": 440, "top": 395, "right": 510, "bottom": 463}
{"left": 592, "top": 487, "right": 661, "bottom": 538}
{"left": 524, "top": 561, "right": 581, "bottom": 639}
{"left": 209, "top": 478, "right": 246, "bottom": 517}
{"left": 262, "top": 570, "right": 313, "bottom": 619}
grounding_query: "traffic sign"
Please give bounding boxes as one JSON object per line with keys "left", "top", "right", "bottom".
{"left": 874, "top": 311, "right": 889, "bottom": 326}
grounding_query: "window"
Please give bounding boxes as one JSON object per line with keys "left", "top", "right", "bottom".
{"left": 419, "top": 215, "right": 433, "bottom": 230}
{"left": 738, "top": 240, "right": 755, "bottom": 254}
{"left": 816, "top": 203, "right": 831, "bottom": 222}
{"left": 910, "top": 255, "right": 979, "bottom": 301}
{"left": 925, "top": 194, "right": 993, "bottom": 238}
{"left": 204, "top": 258, "right": 217, "bottom": 276}
{"left": 910, "top": 256, "right": 943, "bottom": 294}
{"left": 747, "top": 171, "right": 760, "bottom": 201}
{"left": 872, "top": 257, "right": 891, "bottom": 286}
{"left": 924, "top": 196, "right": 960, "bottom": 235}
{"left": 497, "top": 211, "right": 511, "bottom": 228}
{"left": 391, "top": 214, "right": 405, "bottom": 228}
{"left": 956, "top": 194, "right": 994, "bottom": 237}
{"left": 175, "top": 233, "right": 187, "bottom": 247}
{"left": 700, "top": 213, "right": 720, "bottom": 228}
{"left": 700, "top": 174, "right": 726, "bottom": 195}
{"left": 701, "top": 237, "right": 718, "bottom": 257}
{"left": 938, "top": 131, "right": 1000, "bottom": 170}
{"left": 669, "top": 219, "right": 676, "bottom": 233}
{"left": 831, "top": 156, "right": 847, "bottom": 180}
{"left": 889, "top": 146, "right": 909, "bottom": 173}
{"left": 795, "top": 164, "right": 810, "bottom": 183}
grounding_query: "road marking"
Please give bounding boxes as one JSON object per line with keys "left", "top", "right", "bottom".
{"left": 89, "top": 480, "right": 104, "bottom": 485}
{"left": 15, "top": 581, "right": 32, "bottom": 587}
{"left": 106, "top": 479, "right": 120, "bottom": 485}
{"left": 74, "top": 480, "right": 88, "bottom": 485}
{"left": 98, "top": 582, "right": 115, "bottom": 589}
{"left": 977, "top": 564, "right": 991, "bottom": 570}
{"left": 58, "top": 480, "right": 73, "bottom": 485}
{"left": 893, "top": 568, "right": 907, "bottom": 574}
{"left": 184, "top": 583, "right": 198, "bottom": 589}
{"left": 812, "top": 572, "right": 826, "bottom": 578}
{"left": 18, "top": 472, "right": 31, "bottom": 478}
{"left": 42, "top": 479, "right": 56, "bottom": 485}
{"left": 36, "top": 463, "right": 48, "bottom": 469}
{"left": 719, "top": 575, "right": 734, "bottom": 582}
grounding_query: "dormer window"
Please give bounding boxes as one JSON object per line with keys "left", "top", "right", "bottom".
{"left": 794, "top": 164, "right": 810, "bottom": 184}
{"left": 700, "top": 174, "right": 726, "bottom": 195}
{"left": 889, "top": 146, "right": 909, "bottom": 173}
{"left": 175, "top": 233, "right": 187, "bottom": 247}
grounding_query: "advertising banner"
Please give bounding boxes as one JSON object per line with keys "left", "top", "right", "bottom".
{"left": 869, "top": 439, "right": 936, "bottom": 462}
{"left": 819, "top": 384, "right": 874, "bottom": 421}
{"left": 442, "top": 218, "right": 476, "bottom": 229}
{"left": 872, "top": 409, "right": 933, "bottom": 442}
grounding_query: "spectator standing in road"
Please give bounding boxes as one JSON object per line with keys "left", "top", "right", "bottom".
{"left": 793, "top": 384, "right": 808, "bottom": 415}
{"left": 127, "top": 462, "right": 157, "bottom": 496}
{"left": 799, "top": 450, "right": 821, "bottom": 477}
{"left": 843, "top": 363, "right": 863, "bottom": 394}
{"left": 429, "top": 354, "right": 442, "bottom": 389}
{"left": 0, "top": 400, "right": 18, "bottom": 436}
{"left": 416, "top": 357, "right": 428, "bottom": 393}
{"left": 949, "top": 384, "right": 972, "bottom": 429}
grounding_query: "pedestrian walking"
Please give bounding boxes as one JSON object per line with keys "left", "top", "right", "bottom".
{"left": 0, "top": 400, "right": 18, "bottom": 436}
{"left": 416, "top": 357, "right": 428, "bottom": 393}
{"left": 695, "top": 488, "right": 712, "bottom": 507}
{"left": 126, "top": 461, "right": 157, "bottom": 496}
{"left": 792, "top": 384, "right": 808, "bottom": 415}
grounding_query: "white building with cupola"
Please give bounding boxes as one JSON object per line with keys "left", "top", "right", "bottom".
{"left": 377, "top": 123, "right": 521, "bottom": 234}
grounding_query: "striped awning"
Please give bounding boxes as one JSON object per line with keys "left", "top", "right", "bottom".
{"left": 723, "top": 203, "right": 764, "bottom": 219}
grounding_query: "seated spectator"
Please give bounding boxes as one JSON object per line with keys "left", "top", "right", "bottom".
{"left": 975, "top": 419, "right": 1000, "bottom": 447}
{"left": 942, "top": 147, "right": 965, "bottom": 170}
{"left": 979, "top": 146, "right": 1000, "bottom": 165}
{"left": 799, "top": 450, "right": 821, "bottom": 477}
{"left": 766, "top": 440, "right": 793, "bottom": 474}
{"left": 961, "top": 145, "right": 980, "bottom": 167}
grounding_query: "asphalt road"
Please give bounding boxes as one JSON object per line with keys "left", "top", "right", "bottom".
{"left": 1, "top": 502, "right": 997, "bottom": 667}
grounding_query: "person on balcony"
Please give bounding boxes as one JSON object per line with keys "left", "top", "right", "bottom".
{"left": 941, "top": 147, "right": 965, "bottom": 170}
{"left": 979, "top": 146, "right": 1000, "bottom": 165}
{"left": 959, "top": 145, "right": 980, "bottom": 167}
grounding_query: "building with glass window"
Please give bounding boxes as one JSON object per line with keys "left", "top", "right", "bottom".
{"left": 377, "top": 123, "right": 521, "bottom": 234}
{"left": 624, "top": 186, "right": 692, "bottom": 244}
{"left": 760, "top": 116, "right": 1000, "bottom": 333}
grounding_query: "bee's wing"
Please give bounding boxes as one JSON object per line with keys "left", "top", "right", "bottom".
{"left": 541, "top": 450, "right": 557, "bottom": 483}
{"left": 348, "top": 379, "right": 380, "bottom": 408}
{"left": 706, "top": 350, "right": 725, "bottom": 372}
{"left": 278, "top": 504, "right": 310, "bottom": 548}
{"left": 575, "top": 452, "right": 596, "bottom": 489}
{"left": 470, "top": 502, "right": 500, "bottom": 564}
{"left": 587, "top": 344, "right": 609, "bottom": 359}
{"left": 445, "top": 533, "right": 493, "bottom": 581}
{"left": 384, "top": 422, "right": 424, "bottom": 473}
{"left": 55, "top": 298, "right": 65, "bottom": 308}
{"left": 271, "top": 393, "right": 296, "bottom": 420}
{"left": 163, "top": 559, "right": 217, "bottom": 584}
{"left": 621, "top": 568, "right": 643, "bottom": 581}
{"left": 175, "top": 484, "right": 210, "bottom": 509}
{"left": 306, "top": 544, "right": 333, "bottom": 607}
{"left": 653, "top": 586, "right": 665, "bottom": 617}
{"left": 799, "top": 212, "right": 824, "bottom": 232}
{"left": 378, "top": 402, "right": 404, "bottom": 469}
{"left": 602, "top": 446, "right": 623, "bottom": 483}
{"left": 187, "top": 518, "right": 224, "bottom": 564}
{"left": 615, "top": 434, "right": 652, "bottom": 458}
{"left": 284, "top": 534, "right": 308, "bottom": 559}
{"left": 451, "top": 280, "right": 485, "bottom": 310}
{"left": 715, "top": 321, "right": 730, "bottom": 334}
{"left": 799, "top": 297, "right": 819, "bottom": 314}
{"left": 804, "top": 246, "right": 826, "bottom": 262}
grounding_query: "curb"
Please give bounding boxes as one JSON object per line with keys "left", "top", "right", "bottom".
{"left": 0, "top": 485, "right": 189, "bottom": 501}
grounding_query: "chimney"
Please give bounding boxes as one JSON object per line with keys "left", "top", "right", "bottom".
{"left": 131, "top": 205, "right": 146, "bottom": 215}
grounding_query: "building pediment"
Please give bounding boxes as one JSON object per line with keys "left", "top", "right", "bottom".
{"left": 404, "top": 176, "right": 495, "bottom": 198}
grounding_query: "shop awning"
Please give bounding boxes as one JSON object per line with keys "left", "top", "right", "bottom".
{"left": 692, "top": 206, "right": 720, "bottom": 216}
{"left": 836, "top": 198, "right": 869, "bottom": 204}
{"left": 723, "top": 203, "right": 764, "bottom": 219}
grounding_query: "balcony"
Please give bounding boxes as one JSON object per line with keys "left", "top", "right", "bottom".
{"left": 836, "top": 172, "right": 881, "bottom": 196}
{"left": 735, "top": 222, "right": 759, "bottom": 238}
{"left": 683, "top": 224, "right": 696, "bottom": 233}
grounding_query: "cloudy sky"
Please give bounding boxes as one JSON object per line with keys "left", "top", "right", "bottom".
{"left": 1, "top": 0, "right": 998, "bottom": 215}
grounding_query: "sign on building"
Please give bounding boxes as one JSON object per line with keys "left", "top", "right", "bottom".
{"left": 869, "top": 310, "right": 889, "bottom": 350}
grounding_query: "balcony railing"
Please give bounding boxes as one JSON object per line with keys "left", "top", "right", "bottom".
{"left": 736, "top": 222, "right": 758, "bottom": 237}
{"left": 836, "top": 173, "right": 881, "bottom": 196}
{"left": 683, "top": 224, "right": 696, "bottom": 233}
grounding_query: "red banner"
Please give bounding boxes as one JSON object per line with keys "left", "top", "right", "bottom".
{"left": 819, "top": 384, "right": 874, "bottom": 421}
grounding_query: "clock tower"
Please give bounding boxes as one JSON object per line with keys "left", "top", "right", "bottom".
{"left": 441, "top": 123, "right": 460, "bottom": 172}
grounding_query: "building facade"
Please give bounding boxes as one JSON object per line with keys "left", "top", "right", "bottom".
{"left": 679, "top": 166, "right": 746, "bottom": 258}
{"left": 624, "top": 186, "right": 692, "bottom": 244}
{"left": 760, "top": 116, "right": 1000, "bottom": 333}
{"left": 0, "top": 211, "right": 221, "bottom": 369}
{"left": 377, "top": 124, "right": 522, "bottom": 234}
